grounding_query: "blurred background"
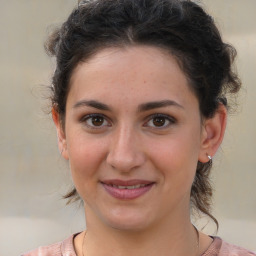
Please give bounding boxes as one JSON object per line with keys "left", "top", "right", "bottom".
{"left": 0, "top": 0, "right": 255, "bottom": 255}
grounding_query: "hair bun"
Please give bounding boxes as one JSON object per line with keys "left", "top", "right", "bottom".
{"left": 78, "top": 0, "right": 94, "bottom": 6}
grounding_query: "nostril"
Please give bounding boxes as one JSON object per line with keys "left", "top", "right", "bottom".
{"left": 106, "top": 130, "right": 146, "bottom": 171}
{"left": 106, "top": 149, "right": 145, "bottom": 172}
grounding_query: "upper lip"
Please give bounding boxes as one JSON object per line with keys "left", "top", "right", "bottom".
{"left": 101, "top": 179, "right": 154, "bottom": 186}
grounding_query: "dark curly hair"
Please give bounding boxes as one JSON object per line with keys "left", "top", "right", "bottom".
{"left": 45, "top": 0, "right": 241, "bottom": 227}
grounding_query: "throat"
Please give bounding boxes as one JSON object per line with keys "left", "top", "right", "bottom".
{"left": 79, "top": 224, "right": 201, "bottom": 256}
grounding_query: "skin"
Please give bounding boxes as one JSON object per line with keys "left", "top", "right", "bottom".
{"left": 53, "top": 46, "right": 227, "bottom": 256}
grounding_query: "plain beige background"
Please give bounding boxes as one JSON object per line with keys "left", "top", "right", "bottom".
{"left": 0, "top": 1, "right": 255, "bottom": 255}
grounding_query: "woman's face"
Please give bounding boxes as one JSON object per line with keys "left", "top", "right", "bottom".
{"left": 58, "top": 46, "right": 208, "bottom": 231}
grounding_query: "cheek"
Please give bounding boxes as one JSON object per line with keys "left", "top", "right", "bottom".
{"left": 148, "top": 130, "right": 201, "bottom": 189}
{"left": 66, "top": 134, "right": 106, "bottom": 190}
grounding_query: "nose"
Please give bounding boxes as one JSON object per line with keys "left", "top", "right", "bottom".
{"left": 106, "top": 125, "right": 146, "bottom": 173}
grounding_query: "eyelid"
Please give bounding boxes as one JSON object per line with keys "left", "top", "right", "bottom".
{"left": 79, "top": 113, "right": 176, "bottom": 130}
{"left": 80, "top": 113, "right": 111, "bottom": 129}
{"left": 144, "top": 113, "right": 176, "bottom": 128}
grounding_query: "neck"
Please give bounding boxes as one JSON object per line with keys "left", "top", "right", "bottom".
{"left": 82, "top": 207, "right": 198, "bottom": 256}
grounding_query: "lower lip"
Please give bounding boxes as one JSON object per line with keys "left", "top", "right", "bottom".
{"left": 102, "top": 183, "right": 154, "bottom": 200}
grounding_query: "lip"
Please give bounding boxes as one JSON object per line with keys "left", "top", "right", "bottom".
{"left": 101, "top": 179, "right": 155, "bottom": 200}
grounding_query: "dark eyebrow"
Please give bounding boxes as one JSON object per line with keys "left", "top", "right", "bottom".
{"left": 73, "top": 99, "right": 183, "bottom": 112}
{"left": 73, "top": 100, "right": 111, "bottom": 111}
{"left": 138, "top": 100, "right": 184, "bottom": 112}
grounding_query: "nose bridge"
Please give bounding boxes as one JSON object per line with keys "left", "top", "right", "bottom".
{"left": 106, "top": 123, "right": 145, "bottom": 172}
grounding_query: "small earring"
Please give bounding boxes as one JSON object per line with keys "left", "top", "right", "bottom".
{"left": 207, "top": 155, "right": 212, "bottom": 161}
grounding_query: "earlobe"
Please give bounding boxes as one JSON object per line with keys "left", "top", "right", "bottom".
{"left": 199, "top": 104, "right": 227, "bottom": 163}
{"left": 52, "top": 107, "right": 69, "bottom": 160}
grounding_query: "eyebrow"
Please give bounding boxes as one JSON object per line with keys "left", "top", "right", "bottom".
{"left": 138, "top": 100, "right": 184, "bottom": 112}
{"left": 73, "top": 99, "right": 183, "bottom": 112}
{"left": 73, "top": 100, "right": 111, "bottom": 111}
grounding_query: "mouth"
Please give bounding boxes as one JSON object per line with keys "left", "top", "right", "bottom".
{"left": 101, "top": 179, "right": 155, "bottom": 200}
{"left": 111, "top": 184, "right": 148, "bottom": 189}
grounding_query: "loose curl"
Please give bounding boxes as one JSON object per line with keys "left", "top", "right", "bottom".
{"left": 45, "top": 0, "right": 241, "bottom": 227}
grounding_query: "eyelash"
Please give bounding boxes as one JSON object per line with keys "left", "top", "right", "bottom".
{"left": 144, "top": 114, "right": 176, "bottom": 129}
{"left": 80, "top": 113, "right": 176, "bottom": 130}
{"left": 80, "top": 113, "right": 111, "bottom": 129}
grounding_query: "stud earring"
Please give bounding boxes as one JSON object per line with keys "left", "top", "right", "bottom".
{"left": 207, "top": 155, "right": 212, "bottom": 161}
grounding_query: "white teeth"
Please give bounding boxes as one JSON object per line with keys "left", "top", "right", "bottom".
{"left": 112, "top": 184, "right": 147, "bottom": 189}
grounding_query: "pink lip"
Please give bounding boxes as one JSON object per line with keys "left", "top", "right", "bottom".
{"left": 101, "top": 179, "right": 155, "bottom": 200}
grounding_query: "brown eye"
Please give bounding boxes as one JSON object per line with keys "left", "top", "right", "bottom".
{"left": 153, "top": 116, "right": 166, "bottom": 127}
{"left": 91, "top": 116, "right": 104, "bottom": 126}
{"left": 82, "top": 114, "right": 109, "bottom": 129}
{"left": 145, "top": 114, "right": 175, "bottom": 129}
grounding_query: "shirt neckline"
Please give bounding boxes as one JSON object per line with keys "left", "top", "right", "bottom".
{"left": 61, "top": 233, "right": 222, "bottom": 256}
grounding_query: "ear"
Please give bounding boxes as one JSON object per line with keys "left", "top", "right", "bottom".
{"left": 198, "top": 104, "right": 227, "bottom": 163}
{"left": 52, "top": 107, "right": 69, "bottom": 160}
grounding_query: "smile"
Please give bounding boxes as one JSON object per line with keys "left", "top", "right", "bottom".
{"left": 111, "top": 184, "right": 147, "bottom": 189}
{"left": 101, "top": 180, "right": 155, "bottom": 200}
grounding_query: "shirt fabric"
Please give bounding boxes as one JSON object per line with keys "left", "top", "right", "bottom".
{"left": 22, "top": 233, "right": 256, "bottom": 256}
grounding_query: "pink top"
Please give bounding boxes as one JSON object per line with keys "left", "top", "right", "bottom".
{"left": 22, "top": 234, "right": 255, "bottom": 256}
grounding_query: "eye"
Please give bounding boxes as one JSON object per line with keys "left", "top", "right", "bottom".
{"left": 145, "top": 114, "right": 175, "bottom": 128}
{"left": 81, "top": 114, "right": 110, "bottom": 129}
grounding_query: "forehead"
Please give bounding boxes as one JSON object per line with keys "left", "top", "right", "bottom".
{"left": 68, "top": 45, "right": 198, "bottom": 109}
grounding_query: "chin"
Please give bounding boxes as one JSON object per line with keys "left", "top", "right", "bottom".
{"left": 101, "top": 209, "right": 153, "bottom": 232}
{"left": 107, "top": 219, "right": 150, "bottom": 232}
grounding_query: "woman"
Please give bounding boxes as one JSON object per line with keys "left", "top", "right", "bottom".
{"left": 23, "top": 0, "right": 255, "bottom": 255}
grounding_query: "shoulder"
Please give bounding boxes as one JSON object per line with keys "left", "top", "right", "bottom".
{"left": 219, "top": 239, "right": 256, "bottom": 256}
{"left": 21, "top": 234, "right": 77, "bottom": 256}
{"left": 204, "top": 236, "right": 256, "bottom": 256}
